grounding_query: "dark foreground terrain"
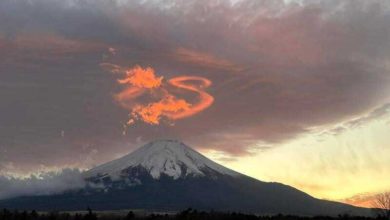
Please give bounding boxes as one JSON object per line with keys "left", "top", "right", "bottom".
{"left": 0, "top": 208, "right": 384, "bottom": 220}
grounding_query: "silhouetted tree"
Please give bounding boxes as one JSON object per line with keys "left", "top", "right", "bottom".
{"left": 21, "top": 210, "right": 28, "bottom": 220}
{"left": 0, "top": 209, "right": 12, "bottom": 220}
{"left": 84, "top": 207, "right": 97, "bottom": 220}
{"left": 0, "top": 208, "right": 383, "bottom": 220}
{"left": 30, "top": 210, "right": 39, "bottom": 219}
{"left": 48, "top": 211, "right": 59, "bottom": 220}
{"left": 373, "top": 192, "right": 390, "bottom": 219}
{"left": 74, "top": 213, "right": 83, "bottom": 220}
{"left": 125, "top": 211, "right": 135, "bottom": 220}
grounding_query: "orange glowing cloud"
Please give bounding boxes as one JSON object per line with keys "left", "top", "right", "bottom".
{"left": 341, "top": 192, "right": 389, "bottom": 208}
{"left": 131, "top": 94, "right": 191, "bottom": 125}
{"left": 118, "top": 65, "right": 163, "bottom": 89}
{"left": 103, "top": 64, "right": 214, "bottom": 125}
{"left": 167, "top": 76, "right": 214, "bottom": 120}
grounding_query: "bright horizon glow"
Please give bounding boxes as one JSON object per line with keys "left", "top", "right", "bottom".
{"left": 204, "top": 114, "right": 390, "bottom": 207}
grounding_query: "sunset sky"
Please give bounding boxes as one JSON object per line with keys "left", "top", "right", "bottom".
{"left": 0, "top": 0, "right": 390, "bottom": 207}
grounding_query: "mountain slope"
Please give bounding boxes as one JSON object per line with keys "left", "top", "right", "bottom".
{"left": 84, "top": 140, "right": 239, "bottom": 180}
{"left": 0, "top": 140, "right": 371, "bottom": 216}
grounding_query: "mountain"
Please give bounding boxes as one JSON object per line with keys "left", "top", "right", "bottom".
{"left": 84, "top": 139, "right": 240, "bottom": 181}
{"left": 0, "top": 140, "right": 371, "bottom": 216}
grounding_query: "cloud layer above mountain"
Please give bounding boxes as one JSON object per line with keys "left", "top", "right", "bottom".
{"left": 1, "top": 0, "right": 390, "bottom": 173}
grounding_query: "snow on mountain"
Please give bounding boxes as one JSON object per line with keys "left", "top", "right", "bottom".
{"left": 84, "top": 140, "right": 240, "bottom": 180}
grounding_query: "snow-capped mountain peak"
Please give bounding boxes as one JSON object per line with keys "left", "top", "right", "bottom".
{"left": 85, "top": 140, "right": 240, "bottom": 180}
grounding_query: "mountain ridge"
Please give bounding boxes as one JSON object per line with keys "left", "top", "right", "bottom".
{"left": 0, "top": 140, "right": 372, "bottom": 216}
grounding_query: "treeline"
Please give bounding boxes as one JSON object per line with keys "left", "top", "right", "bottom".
{"left": 0, "top": 208, "right": 384, "bottom": 220}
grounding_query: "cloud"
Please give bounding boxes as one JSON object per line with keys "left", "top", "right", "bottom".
{"left": 173, "top": 48, "right": 243, "bottom": 72}
{"left": 320, "top": 103, "right": 390, "bottom": 136}
{"left": 341, "top": 191, "right": 390, "bottom": 208}
{"left": 0, "top": 0, "right": 390, "bottom": 172}
{"left": 103, "top": 64, "right": 214, "bottom": 125}
{"left": 0, "top": 169, "right": 86, "bottom": 200}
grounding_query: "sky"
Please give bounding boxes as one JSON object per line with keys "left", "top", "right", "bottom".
{"left": 0, "top": 0, "right": 390, "bottom": 207}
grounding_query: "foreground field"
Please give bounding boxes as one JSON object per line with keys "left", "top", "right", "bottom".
{"left": 0, "top": 208, "right": 385, "bottom": 220}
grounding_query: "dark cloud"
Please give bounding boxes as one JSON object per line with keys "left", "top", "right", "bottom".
{"left": 1, "top": 0, "right": 390, "bottom": 173}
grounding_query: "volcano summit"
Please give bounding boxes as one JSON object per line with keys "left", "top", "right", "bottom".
{"left": 84, "top": 140, "right": 239, "bottom": 181}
